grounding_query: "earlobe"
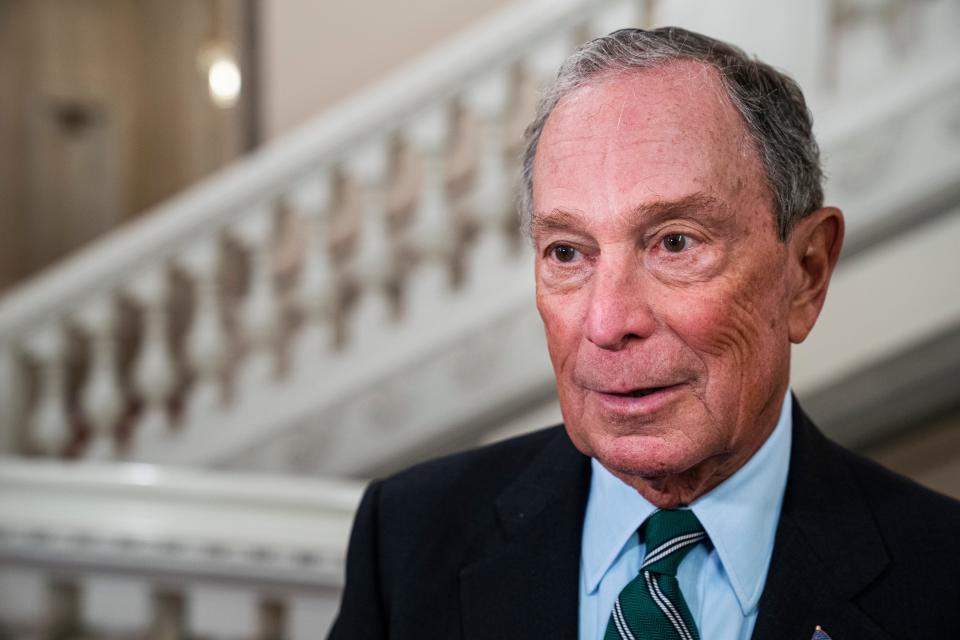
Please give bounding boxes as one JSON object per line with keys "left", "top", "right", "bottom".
{"left": 788, "top": 207, "right": 845, "bottom": 343}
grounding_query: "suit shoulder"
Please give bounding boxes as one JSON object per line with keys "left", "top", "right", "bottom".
{"left": 361, "top": 425, "right": 573, "bottom": 587}
{"left": 835, "top": 442, "right": 960, "bottom": 543}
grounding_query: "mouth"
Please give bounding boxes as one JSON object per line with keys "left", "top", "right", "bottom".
{"left": 603, "top": 384, "right": 678, "bottom": 398}
{"left": 589, "top": 383, "right": 685, "bottom": 414}
{"left": 617, "top": 387, "right": 668, "bottom": 398}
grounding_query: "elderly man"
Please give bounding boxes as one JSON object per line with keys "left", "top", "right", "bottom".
{"left": 329, "top": 27, "right": 960, "bottom": 640}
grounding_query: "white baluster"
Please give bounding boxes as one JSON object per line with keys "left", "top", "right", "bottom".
{"left": 188, "top": 584, "right": 258, "bottom": 640}
{"left": 127, "top": 270, "right": 176, "bottom": 453}
{"left": 404, "top": 106, "right": 457, "bottom": 315}
{"left": 464, "top": 70, "right": 516, "bottom": 283}
{"left": 0, "top": 342, "right": 26, "bottom": 453}
{"left": 288, "top": 594, "right": 340, "bottom": 640}
{"left": 23, "top": 327, "right": 71, "bottom": 456}
{"left": 288, "top": 171, "right": 337, "bottom": 359}
{"left": 232, "top": 206, "right": 279, "bottom": 390}
{"left": 82, "top": 574, "right": 151, "bottom": 636}
{"left": 525, "top": 32, "right": 576, "bottom": 84}
{"left": 0, "top": 566, "right": 46, "bottom": 626}
{"left": 345, "top": 140, "right": 396, "bottom": 347}
{"left": 76, "top": 299, "right": 123, "bottom": 460}
{"left": 587, "top": 0, "right": 643, "bottom": 37}
{"left": 180, "top": 243, "right": 227, "bottom": 427}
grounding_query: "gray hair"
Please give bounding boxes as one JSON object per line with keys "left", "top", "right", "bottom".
{"left": 519, "top": 27, "right": 823, "bottom": 240}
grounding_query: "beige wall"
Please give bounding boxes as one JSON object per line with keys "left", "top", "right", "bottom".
{"left": 259, "top": 0, "right": 513, "bottom": 139}
{"left": 0, "top": 0, "right": 514, "bottom": 291}
{"left": 0, "top": 0, "right": 250, "bottom": 292}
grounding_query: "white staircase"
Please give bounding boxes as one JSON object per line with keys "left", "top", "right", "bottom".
{"left": 0, "top": 0, "right": 958, "bottom": 478}
{"left": 2, "top": 0, "right": 960, "bottom": 479}
{"left": 0, "top": 458, "right": 363, "bottom": 639}
{"left": 1, "top": 0, "right": 960, "bottom": 637}
{"left": 0, "top": 0, "right": 642, "bottom": 470}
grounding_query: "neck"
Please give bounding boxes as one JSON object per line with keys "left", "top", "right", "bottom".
{"left": 612, "top": 445, "right": 768, "bottom": 508}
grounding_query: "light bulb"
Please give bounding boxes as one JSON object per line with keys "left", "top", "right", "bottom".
{"left": 208, "top": 55, "right": 241, "bottom": 108}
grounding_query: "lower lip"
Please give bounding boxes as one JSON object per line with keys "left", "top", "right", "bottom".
{"left": 590, "top": 384, "right": 685, "bottom": 415}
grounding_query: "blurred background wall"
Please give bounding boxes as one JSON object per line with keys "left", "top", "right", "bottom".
{"left": 0, "top": 0, "right": 254, "bottom": 291}
{"left": 0, "top": 0, "right": 958, "bottom": 638}
{"left": 260, "top": 0, "right": 513, "bottom": 138}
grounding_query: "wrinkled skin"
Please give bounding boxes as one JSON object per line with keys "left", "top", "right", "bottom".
{"left": 531, "top": 61, "right": 844, "bottom": 507}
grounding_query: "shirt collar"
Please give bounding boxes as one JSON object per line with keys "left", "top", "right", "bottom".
{"left": 690, "top": 391, "right": 792, "bottom": 614}
{"left": 581, "top": 391, "right": 793, "bottom": 616}
{"left": 581, "top": 455, "right": 657, "bottom": 595}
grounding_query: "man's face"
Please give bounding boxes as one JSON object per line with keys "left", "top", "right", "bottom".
{"left": 532, "top": 62, "right": 796, "bottom": 486}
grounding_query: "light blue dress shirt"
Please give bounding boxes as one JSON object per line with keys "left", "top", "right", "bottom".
{"left": 579, "top": 391, "right": 793, "bottom": 640}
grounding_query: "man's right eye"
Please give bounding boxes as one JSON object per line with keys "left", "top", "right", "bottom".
{"left": 551, "top": 244, "right": 578, "bottom": 263}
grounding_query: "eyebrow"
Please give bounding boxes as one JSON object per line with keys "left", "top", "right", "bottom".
{"left": 529, "top": 193, "right": 724, "bottom": 237}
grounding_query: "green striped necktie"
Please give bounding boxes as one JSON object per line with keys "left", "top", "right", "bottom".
{"left": 604, "top": 509, "right": 707, "bottom": 640}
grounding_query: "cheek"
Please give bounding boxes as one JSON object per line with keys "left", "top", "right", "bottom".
{"left": 666, "top": 269, "right": 787, "bottom": 370}
{"left": 536, "top": 291, "right": 584, "bottom": 371}
{"left": 537, "top": 291, "right": 592, "bottom": 449}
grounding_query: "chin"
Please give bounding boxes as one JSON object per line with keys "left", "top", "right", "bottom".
{"left": 585, "top": 430, "right": 709, "bottom": 482}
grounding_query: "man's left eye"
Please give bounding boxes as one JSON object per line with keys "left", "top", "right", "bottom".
{"left": 661, "top": 233, "right": 689, "bottom": 253}
{"left": 551, "top": 244, "right": 579, "bottom": 263}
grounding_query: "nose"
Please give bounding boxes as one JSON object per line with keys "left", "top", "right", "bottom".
{"left": 584, "top": 256, "right": 656, "bottom": 350}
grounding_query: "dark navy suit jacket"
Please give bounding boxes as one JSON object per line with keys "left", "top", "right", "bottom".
{"left": 329, "top": 401, "right": 960, "bottom": 639}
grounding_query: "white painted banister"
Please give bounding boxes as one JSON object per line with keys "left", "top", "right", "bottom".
{"left": 180, "top": 242, "right": 228, "bottom": 430}
{"left": 22, "top": 327, "right": 71, "bottom": 456}
{"left": 289, "top": 170, "right": 338, "bottom": 362}
{"left": 523, "top": 30, "right": 579, "bottom": 82}
{"left": 404, "top": 105, "right": 459, "bottom": 318}
{"left": 0, "top": 0, "right": 613, "bottom": 340}
{"left": 232, "top": 207, "right": 281, "bottom": 390}
{"left": 0, "top": 0, "right": 957, "bottom": 471}
{"left": 0, "top": 0, "right": 956, "bottom": 635}
{"left": 463, "top": 69, "right": 516, "bottom": 281}
{"left": 587, "top": 0, "right": 644, "bottom": 36}
{"left": 345, "top": 139, "right": 398, "bottom": 346}
{"left": 0, "top": 458, "right": 363, "bottom": 638}
{"left": 129, "top": 270, "right": 177, "bottom": 447}
{"left": 406, "top": 106, "right": 456, "bottom": 268}
{"left": 76, "top": 299, "right": 124, "bottom": 460}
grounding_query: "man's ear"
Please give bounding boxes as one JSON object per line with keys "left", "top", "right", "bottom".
{"left": 787, "top": 206, "right": 844, "bottom": 344}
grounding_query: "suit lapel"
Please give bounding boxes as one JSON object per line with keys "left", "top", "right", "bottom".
{"left": 752, "top": 402, "right": 894, "bottom": 640}
{"left": 457, "top": 404, "right": 897, "bottom": 639}
{"left": 459, "top": 428, "right": 590, "bottom": 640}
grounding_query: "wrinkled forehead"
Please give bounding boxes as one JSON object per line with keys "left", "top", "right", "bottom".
{"left": 533, "top": 60, "right": 767, "bottom": 207}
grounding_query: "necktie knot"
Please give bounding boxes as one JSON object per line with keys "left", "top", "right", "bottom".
{"left": 640, "top": 509, "right": 706, "bottom": 577}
